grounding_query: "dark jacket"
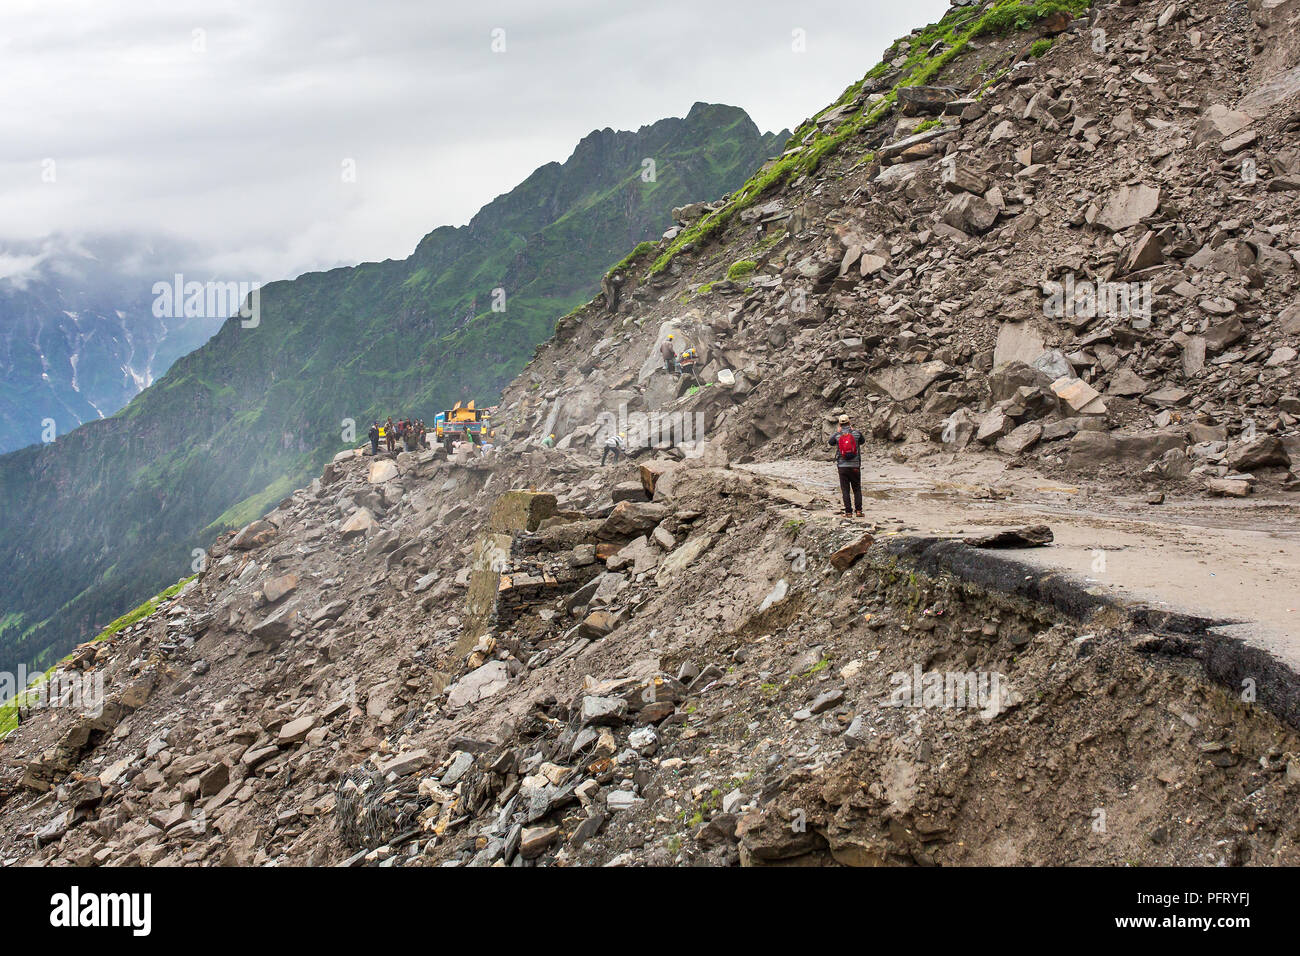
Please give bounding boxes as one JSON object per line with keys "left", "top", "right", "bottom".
{"left": 829, "top": 428, "right": 864, "bottom": 469}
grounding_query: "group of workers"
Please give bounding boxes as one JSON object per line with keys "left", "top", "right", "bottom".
{"left": 369, "top": 417, "right": 428, "bottom": 455}
{"left": 537, "top": 429, "right": 624, "bottom": 464}
{"left": 368, "top": 417, "right": 489, "bottom": 457}
{"left": 658, "top": 334, "right": 699, "bottom": 377}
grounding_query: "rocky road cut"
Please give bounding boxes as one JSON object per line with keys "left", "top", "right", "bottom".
{"left": 744, "top": 456, "right": 1300, "bottom": 671}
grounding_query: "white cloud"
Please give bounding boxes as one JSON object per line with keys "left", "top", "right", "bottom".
{"left": 0, "top": 0, "right": 949, "bottom": 278}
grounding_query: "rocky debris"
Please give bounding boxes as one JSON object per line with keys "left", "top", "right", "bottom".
{"left": 368, "top": 459, "right": 399, "bottom": 484}
{"left": 535, "top": 0, "right": 1287, "bottom": 497}
{"left": 943, "top": 192, "right": 999, "bottom": 234}
{"left": 262, "top": 573, "right": 299, "bottom": 604}
{"left": 2, "top": 418, "right": 1297, "bottom": 872}
{"left": 639, "top": 461, "right": 677, "bottom": 499}
{"left": 598, "top": 501, "right": 670, "bottom": 540}
{"left": 830, "top": 533, "right": 876, "bottom": 570}
{"left": 340, "top": 508, "right": 376, "bottom": 540}
{"left": 248, "top": 605, "right": 298, "bottom": 646}
{"left": 231, "top": 520, "right": 276, "bottom": 551}
{"left": 1094, "top": 184, "right": 1160, "bottom": 232}
{"left": 3, "top": 0, "right": 1300, "bottom": 873}
{"left": 447, "top": 661, "right": 511, "bottom": 709}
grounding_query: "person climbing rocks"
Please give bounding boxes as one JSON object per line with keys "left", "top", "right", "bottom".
{"left": 368, "top": 422, "right": 380, "bottom": 456}
{"left": 601, "top": 431, "right": 626, "bottom": 466}
{"left": 540, "top": 433, "right": 555, "bottom": 449}
{"left": 660, "top": 334, "right": 677, "bottom": 373}
{"left": 829, "top": 413, "right": 865, "bottom": 517}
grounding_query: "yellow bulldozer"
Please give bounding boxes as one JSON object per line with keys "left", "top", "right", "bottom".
{"left": 434, "top": 401, "right": 494, "bottom": 444}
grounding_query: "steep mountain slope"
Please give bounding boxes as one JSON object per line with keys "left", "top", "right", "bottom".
{"left": 0, "top": 103, "right": 785, "bottom": 678}
{"left": 1, "top": 0, "right": 1299, "bottom": 870}
{"left": 0, "top": 236, "right": 224, "bottom": 454}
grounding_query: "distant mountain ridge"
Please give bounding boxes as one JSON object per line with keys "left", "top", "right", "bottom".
{"left": 0, "top": 102, "right": 787, "bottom": 676}
{"left": 0, "top": 236, "right": 226, "bottom": 454}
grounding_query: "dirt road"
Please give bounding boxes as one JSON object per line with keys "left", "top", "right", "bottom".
{"left": 742, "top": 454, "right": 1300, "bottom": 671}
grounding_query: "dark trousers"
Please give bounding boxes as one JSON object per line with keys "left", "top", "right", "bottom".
{"left": 602, "top": 446, "right": 620, "bottom": 465}
{"left": 838, "top": 467, "right": 862, "bottom": 513}
{"left": 370, "top": 438, "right": 379, "bottom": 454}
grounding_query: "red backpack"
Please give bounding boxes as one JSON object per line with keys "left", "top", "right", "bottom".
{"left": 837, "top": 430, "right": 858, "bottom": 459}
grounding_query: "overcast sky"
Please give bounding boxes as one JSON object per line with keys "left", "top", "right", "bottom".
{"left": 0, "top": 0, "right": 949, "bottom": 282}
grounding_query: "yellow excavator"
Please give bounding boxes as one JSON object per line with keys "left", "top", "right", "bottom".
{"left": 434, "top": 401, "right": 494, "bottom": 444}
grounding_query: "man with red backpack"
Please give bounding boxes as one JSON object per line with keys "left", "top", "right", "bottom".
{"left": 829, "top": 414, "right": 865, "bottom": 517}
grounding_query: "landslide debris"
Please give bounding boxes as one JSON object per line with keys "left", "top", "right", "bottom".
{"left": 2, "top": 0, "right": 1299, "bottom": 868}
{"left": 1, "top": 440, "right": 1298, "bottom": 867}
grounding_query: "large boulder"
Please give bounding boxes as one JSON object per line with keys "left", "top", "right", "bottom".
{"left": 655, "top": 533, "right": 713, "bottom": 584}
{"left": 897, "top": 85, "right": 957, "bottom": 116}
{"left": 1203, "top": 317, "right": 1246, "bottom": 353}
{"left": 993, "top": 323, "right": 1047, "bottom": 368}
{"left": 1051, "top": 377, "right": 1107, "bottom": 415}
{"left": 368, "top": 459, "right": 399, "bottom": 483}
{"left": 987, "top": 362, "right": 1052, "bottom": 403}
{"left": 976, "top": 408, "right": 1013, "bottom": 444}
{"left": 639, "top": 460, "right": 678, "bottom": 499}
{"left": 597, "top": 501, "right": 670, "bottom": 540}
{"left": 1069, "top": 430, "right": 1187, "bottom": 467}
{"left": 1188, "top": 240, "right": 1255, "bottom": 278}
{"left": 447, "top": 661, "right": 511, "bottom": 710}
{"left": 489, "top": 491, "right": 558, "bottom": 533}
{"left": 262, "top": 573, "right": 299, "bottom": 604}
{"left": 249, "top": 605, "right": 297, "bottom": 647}
{"left": 605, "top": 536, "right": 660, "bottom": 574}
{"left": 339, "top": 508, "right": 376, "bottom": 540}
{"left": 1095, "top": 184, "right": 1160, "bottom": 231}
{"left": 231, "top": 520, "right": 277, "bottom": 551}
{"left": 941, "top": 160, "right": 989, "bottom": 196}
{"left": 867, "top": 361, "right": 950, "bottom": 402}
{"left": 1225, "top": 437, "right": 1290, "bottom": 471}
{"left": 942, "top": 193, "right": 999, "bottom": 234}
{"left": 996, "top": 422, "right": 1043, "bottom": 456}
{"left": 1141, "top": 387, "right": 1191, "bottom": 408}
{"left": 578, "top": 609, "right": 626, "bottom": 639}
{"left": 1193, "top": 104, "right": 1253, "bottom": 145}
{"left": 1106, "top": 368, "right": 1149, "bottom": 397}
{"left": 611, "top": 481, "right": 647, "bottom": 503}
